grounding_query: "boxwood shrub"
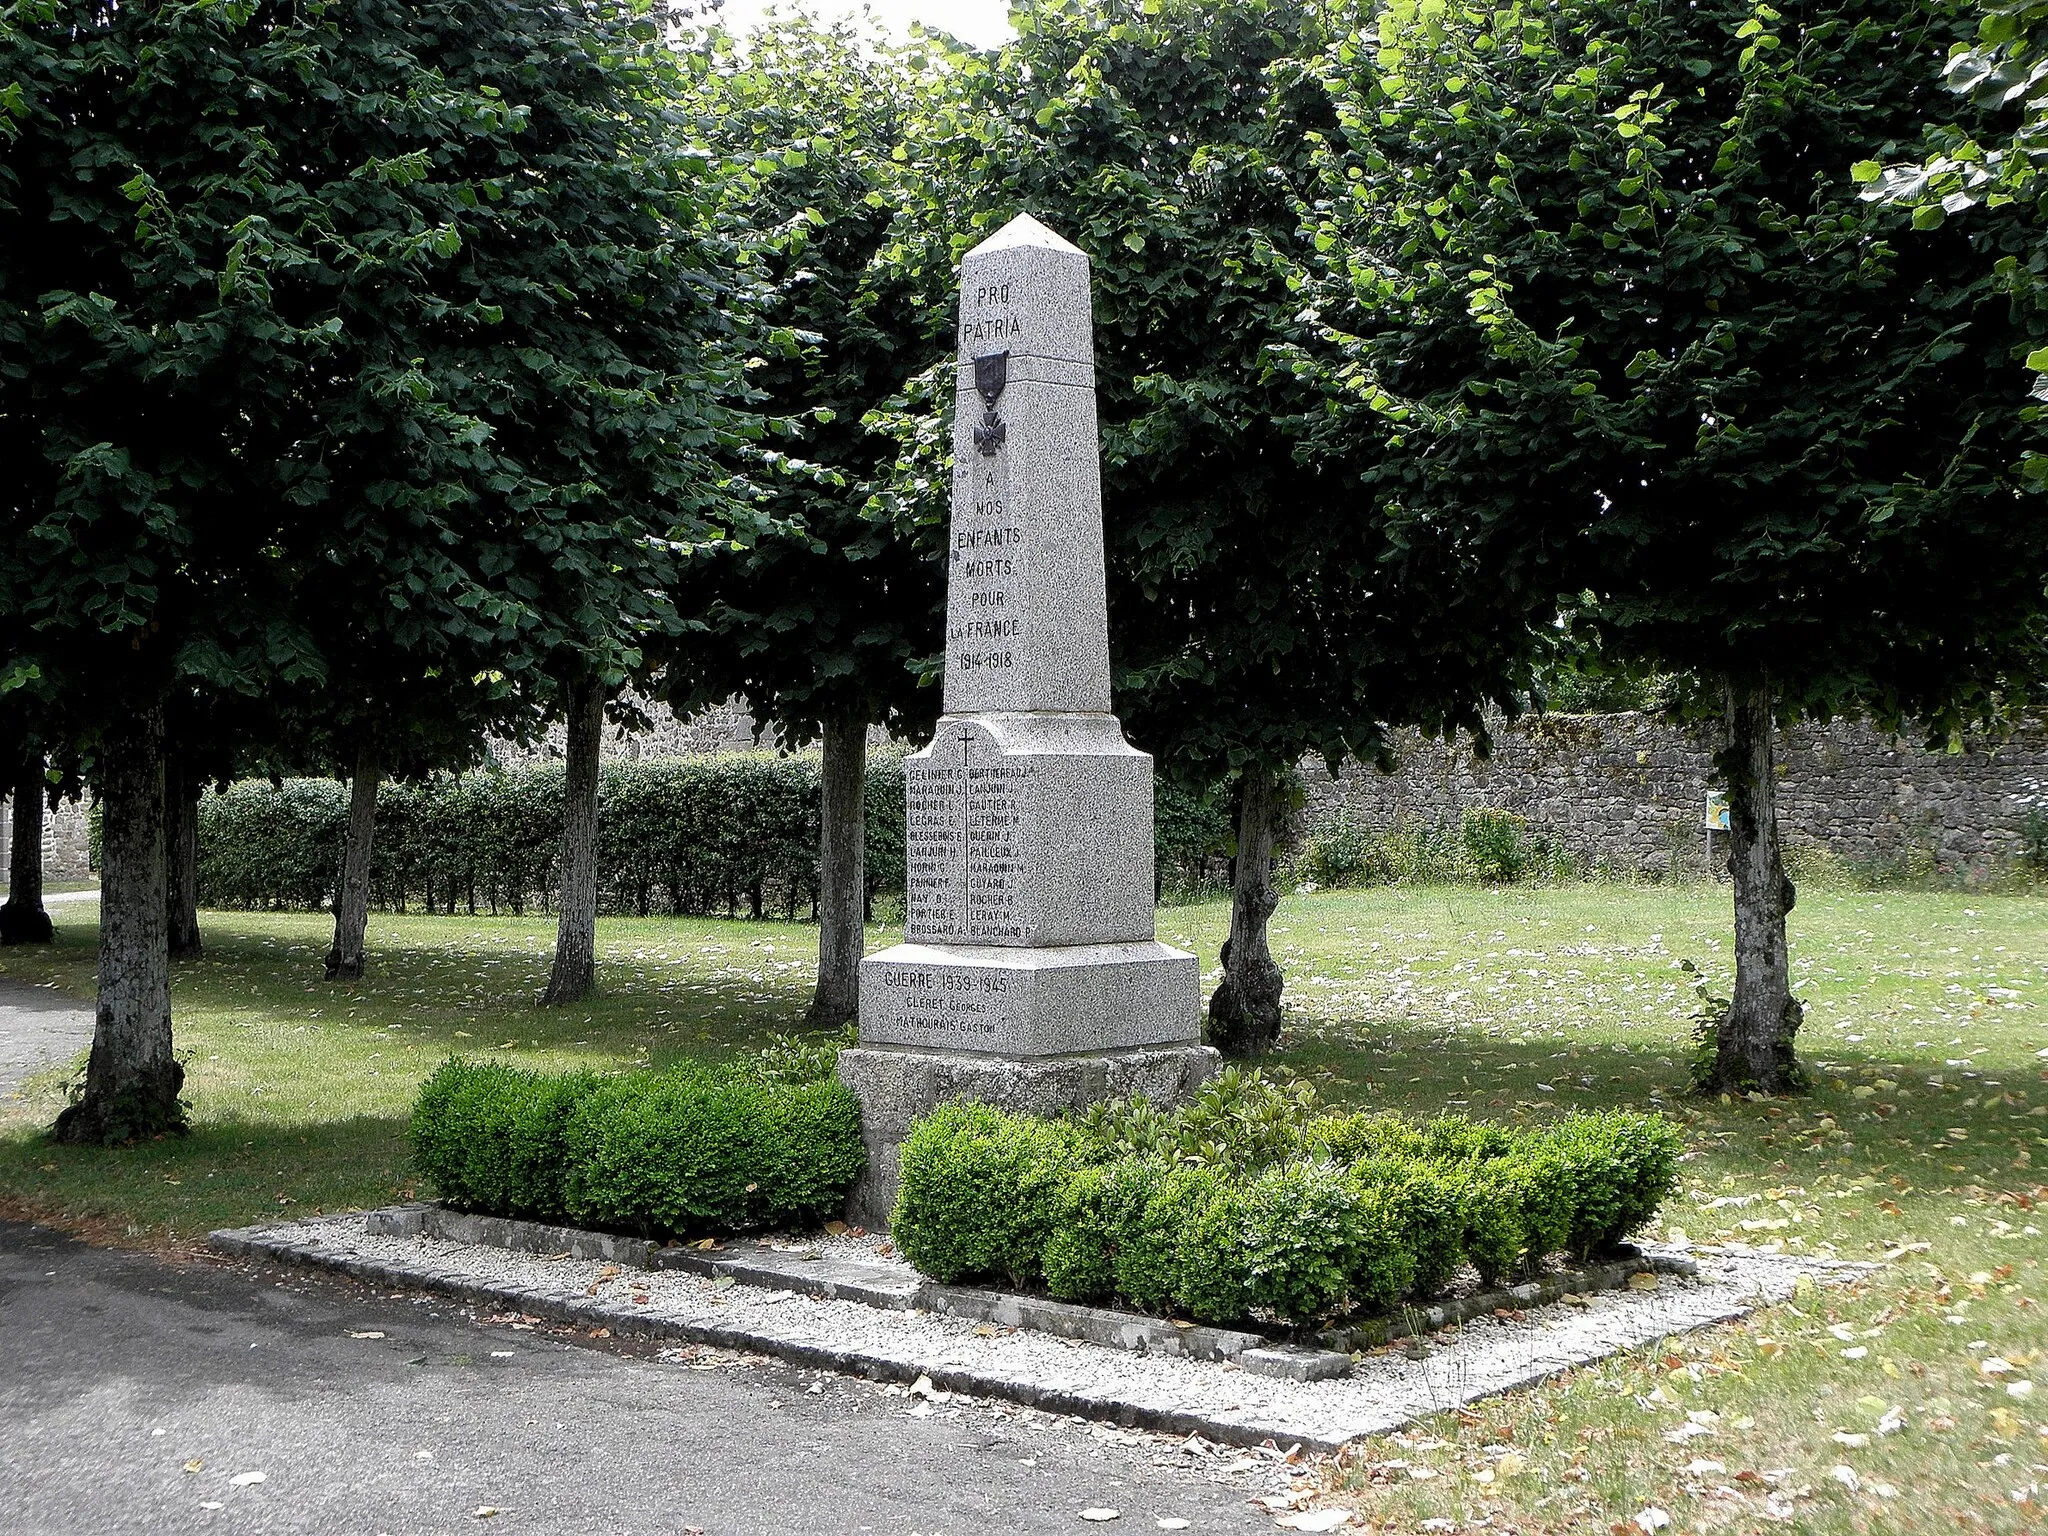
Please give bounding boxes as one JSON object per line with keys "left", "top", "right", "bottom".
{"left": 892, "top": 1084, "right": 1682, "bottom": 1330}
{"left": 410, "top": 1054, "right": 863, "bottom": 1237}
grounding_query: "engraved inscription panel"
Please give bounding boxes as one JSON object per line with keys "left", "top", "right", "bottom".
{"left": 870, "top": 962, "right": 1012, "bottom": 1047}
{"left": 959, "top": 278, "right": 1021, "bottom": 352}
{"left": 905, "top": 723, "right": 1038, "bottom": 945}
{"left": 948, "top": 453, "right": 1020, "bottom": 682}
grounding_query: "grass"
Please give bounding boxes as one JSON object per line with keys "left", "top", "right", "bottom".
{"left": 2, "top": 883, "right": 2045, "bottom": 1530}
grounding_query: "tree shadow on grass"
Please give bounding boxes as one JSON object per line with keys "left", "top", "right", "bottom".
{"left": 1276, "top": 1009, "right": 2041, "bottom": 1198}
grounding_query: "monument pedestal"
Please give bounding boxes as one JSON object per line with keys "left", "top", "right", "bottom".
{"left": 846, "top": 213, "right": 1211, "bottom": 1231}
{"left": 837, "top": 1042, "right": 1217, "bottom": 1231}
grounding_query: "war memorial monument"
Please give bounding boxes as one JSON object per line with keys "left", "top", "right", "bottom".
{"left": 838, "top": 213, "right": 1217, "bottom": 1227}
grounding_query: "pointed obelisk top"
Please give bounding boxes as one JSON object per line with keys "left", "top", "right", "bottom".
{"left": 967, "top": 211, "right": 1087, "bottom": 259}
{"left": 958, "top": 212, "right": 1094, "bottom": 369}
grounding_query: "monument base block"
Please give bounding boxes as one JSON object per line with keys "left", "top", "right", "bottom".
{"left": 836, "top": 1042, "right": 1219, "bottom": 1231}
{"left": 858, "top": 939, "right": 1201, "bottom": 1056}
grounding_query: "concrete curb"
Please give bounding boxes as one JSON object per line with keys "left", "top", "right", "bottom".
{"left": 210, "top": 1208, "right": 1720, "bottom": 1448}
{"left": 207, "top": 1223, "right": 1350, "bottom": 1451}
{"left": 356, "top": 1202, "right": 1695, "bottom": 1379}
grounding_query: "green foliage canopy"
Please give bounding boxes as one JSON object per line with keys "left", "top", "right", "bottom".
{"left": 658, "top": 15, "right": 953, "bottom": 746}
{"left": 0, "top": 0, "right": 762, "bottom": 750}
{"left": 1304, "top": 0, "right": 2048, "bottom": 731}
{"left": 873, "top": 0, "right": 1555, "bottom": 789}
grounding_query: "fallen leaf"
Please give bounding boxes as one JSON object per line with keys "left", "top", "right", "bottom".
{"left": 474, "top": 1507, "right": 501, "bottom": 1520}
{"left": 182, "top": 1460, "right": 203, "bottom": 1474}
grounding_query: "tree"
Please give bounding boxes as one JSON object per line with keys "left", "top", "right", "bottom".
{"left": 878, "top": 0, "right": 1551, "bottom": 1054}
{"left": 541, "top": 672, "right": 607, "bottom": 1005}
{"left": 1, "top": 0, "right": 755, "bottom": 1138}
{"left": 0, "top": 744, "right": 53, "bottom": 946}
{"left": 1306, "top": 0, "right": 2048, "bottom": 1091}
{"left": 661, "top": 15, "right": 948, "bottom": 1029}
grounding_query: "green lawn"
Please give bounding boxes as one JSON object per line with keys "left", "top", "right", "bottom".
{"left": 2, "top": 884, "right": 2044, "bottom": 1530}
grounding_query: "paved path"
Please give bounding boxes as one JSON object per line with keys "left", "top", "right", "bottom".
{"left": 0, "top": 978, "right": 92, "bottom": 1098}
{"left": 0, "top": 1220, "right": 1281, "bottom": 1535}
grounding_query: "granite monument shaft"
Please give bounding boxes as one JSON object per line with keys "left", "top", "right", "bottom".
{"left": 841, "top": 213, "right": 1212, "bottom": 1227}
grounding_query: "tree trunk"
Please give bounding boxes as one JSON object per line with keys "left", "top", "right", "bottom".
{"left": 0, "top": 751, "right": 53, "bottom": 945}
{"left": 543, "top": 676, "right": 604, "bottom": 1005}
{"left": 53, "top": 704, "right": 183, "bottom": 1144}
{"left": 164, "top": 754, "right": 202, "bottom": 959}
{"left": 324, "top": 742, "right": 380, "bottom": 981}
{"left": 1206, "top": 766, "right": 1286, "bottom": 1056}
{"left": 806, "top": 714, "right": 867, "bottom": 1031}
{"left": 1706, "top": 680, "right": 1805, "bottom": 1095}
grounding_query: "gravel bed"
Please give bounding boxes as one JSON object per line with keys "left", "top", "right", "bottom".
{"left": 215, "top": 1215, "right": 1853, "bottom": 1452}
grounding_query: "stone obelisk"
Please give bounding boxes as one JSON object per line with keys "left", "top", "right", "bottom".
{"left": 839, "top": 213, "right": 1213, "bottom": 1229}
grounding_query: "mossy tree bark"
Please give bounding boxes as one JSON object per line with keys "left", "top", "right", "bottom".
{"left": 543, "top": 676, "right": 605, "bottom": 1006}
{"left": 164, "top": 753, "right": 202, "bottom": 959}
{"left": 0, "top": 750, "right": 52, "bottom": 945}
{"left": 1206, "top": 766, "right": 1285, "bottom": 1056}
{"left": 324, "top": 742, "right": 380, "bottom": 981}
{"left": 806, "top": 713, "right": 867, "bottom": 1031}
{"left": 1706, "top": 680, "right": 1805, "bottom": 1094}
{"left": 53, "top": 703, "right": 183, "bottom": 1143}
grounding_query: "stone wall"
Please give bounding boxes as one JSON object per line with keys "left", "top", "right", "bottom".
{"left": 487, "top": 694, "right": 894, "bottom": 768}
{"left": 1298, "top": 712, "right": 2048, "bottom": 881}
{"left": 21, "top": 704, "right": 2043, "bottom": 891}
{"left": 0, "top": 795, "right": 95, "bottom": 882}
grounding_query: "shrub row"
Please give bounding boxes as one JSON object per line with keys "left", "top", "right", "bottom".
{"left": 410, "top": 1052, "right": 865, "bottom": 1237}
{"left": 891, "top": 1089, "right": 1681, "bottom": 1329}
{"left": 201, "top": 750, "right": 1236, "bottom": 919}
{"left": 1295, "top": 806, "right": 1572, "bottom": 888}
{"left": 197, "top": 751, "right": 908, "bottom": 919}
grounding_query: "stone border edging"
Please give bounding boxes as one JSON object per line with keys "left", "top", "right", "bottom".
{"left": 207, "top": 1221, "right": 1349, "bottom": 1451}
{"left": 345, "top": 1203, "right": 1697, "bottom": 1383}
{"left": 207, "top": 1215, "right": 1817, "bottom": 1455}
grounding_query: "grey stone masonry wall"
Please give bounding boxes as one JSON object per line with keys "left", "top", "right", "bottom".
{"left": 487, "top": 691, "right": 895, "bottom": 769}
{"left": 0, "top": 795, "right": 93, "bottom": 882}
{"left": 1300, "top": 711, "right": 2048, "bottom": 879}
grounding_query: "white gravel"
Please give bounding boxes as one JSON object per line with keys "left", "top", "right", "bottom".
{"left": 227, "top": 1215, "right": 1853, "bottom": 1450}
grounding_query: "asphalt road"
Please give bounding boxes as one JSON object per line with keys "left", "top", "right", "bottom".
{"left": 0, "top": 1220, "right": 1287, "bottom": 1536}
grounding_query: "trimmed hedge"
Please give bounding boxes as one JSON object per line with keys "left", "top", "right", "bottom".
{"left": 200, "top": 753, "right": 906, "bottom": 920}
{"left": 409, "top": 1054, "right": 864, "bottom": 1238}
{"left": 201, "top": 749, "right": 1219, "bottom": 919}
{"left": 892, "top": 1088, "right": 1682, "bottom": 1329}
